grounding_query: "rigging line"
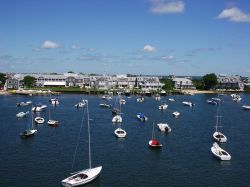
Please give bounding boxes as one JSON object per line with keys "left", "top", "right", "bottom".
{"left": 70, "top": 105, "right": 87, "bottom": 173}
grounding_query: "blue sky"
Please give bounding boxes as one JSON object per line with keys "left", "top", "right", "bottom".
{"left": 1, "top": 0, "right": 250, "bottom": 76}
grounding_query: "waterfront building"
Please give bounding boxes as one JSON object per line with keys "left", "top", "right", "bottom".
{"left": 172, "top": 77, "right": 195, "bottom": 90}
{"left": 216, "top": 74, "right": 244, "bottom": 91}
{"left": 4, "top": 73, "right": 164, "bottom": 91}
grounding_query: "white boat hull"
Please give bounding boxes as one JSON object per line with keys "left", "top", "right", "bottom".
{"left": 149, "top": 140, "right": 162, "bottom": 147}
{"left": 158, "top": 104, "right": 168, "bottom": 110}
{"left": 242, "top": 105, "right": 250, "bottom": 110}
{"left": 112, "top": 115, "right": 122, "bottom": 123}
{"left": 61, "top": 166, "right": 102, "bottom": 187}
{"left": 213, "top": 132, "right": 227, "bottom": 143}
{"left": 157, "top": 123, "right": 171, "bottom": 133}
{"left": 172, "top": 111, "right": 180, "bottom": 117}
{"left": 34, "top": 117, "right": 45, "bottom": 124}
{"left": 211, "top": 142, "right": 231, "bottom": 161}
{"left": 114, "top": 128, "right": 127, "bottom": 138}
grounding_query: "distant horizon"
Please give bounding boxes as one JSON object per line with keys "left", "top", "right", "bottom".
{"left": 1, "top": 0, "right": 250, "bottom": 76}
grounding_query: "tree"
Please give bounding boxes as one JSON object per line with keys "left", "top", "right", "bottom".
{"left": 160, "top": 78, "right": 173, "bottom": 91}
{"left": 192, "top": 79, "right": 204, "bottom": 90}
{"left": 68, "top": 71, "right": 74, "bottom": 73}
{"left": 0, "top": 73, "right": 6, "bottom": 86}
{"left": 203, "top": 73, "right": 217, "bottom": 90}
{"left": 23, "top": 76, "right": 36, "bottom": 88}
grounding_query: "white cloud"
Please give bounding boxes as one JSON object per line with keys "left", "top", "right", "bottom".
{"left": 149, "top": 0, "right": 184, "bottom": 14}
{"left": 161, "top": 55, "right": 174, "bottom": 60}
{"left": 71, "top": 44, "right": 81, "bottom": 50}
{"left": 142, "top": 45, "right": 157, "bottom": 52}
{"left": 42, "top": 40, "right": 59, "bottom": 49}
{"left": 217, "top": 7, "right": 250, "bottom": 22}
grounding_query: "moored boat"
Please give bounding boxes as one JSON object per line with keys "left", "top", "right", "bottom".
{"left": 211, "top": 142, "right": 231, "bottom": 161}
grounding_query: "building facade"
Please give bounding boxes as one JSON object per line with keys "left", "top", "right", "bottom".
{"left": 216, "top": 74, "right": 244, "bottom": 91}
{"left": 172, "top": 77, "right": 195, "bottom": 90}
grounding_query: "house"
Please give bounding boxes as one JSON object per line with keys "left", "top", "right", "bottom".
{"left": 4, "top": 78, "right": 19, "bottom": 90}
{"left": 172, "top": 77, "right": 195, "bottom": 90}
{"left": 216, "top": 74, "right": 244, "bottom": 91}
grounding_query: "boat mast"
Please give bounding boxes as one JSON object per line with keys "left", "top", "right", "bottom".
{"left": 31, "top": 106, "right": 34, "bottom": 130}
{"left": 86, "top": 100, "right": 92, "bottom": 169}
{"left": 152, "top": 122, "right": 155, "bottom": 140}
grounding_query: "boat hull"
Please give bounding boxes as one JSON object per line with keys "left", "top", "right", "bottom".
{"left": 61, "top": 166, "right": 102, "bottom": 187}
{"left": 213, "top": 132, "right": 227, "bottom": 143}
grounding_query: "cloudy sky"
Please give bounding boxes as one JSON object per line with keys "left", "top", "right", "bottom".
{"left": 1, "top": 0, "right": 250, "bottom": 76}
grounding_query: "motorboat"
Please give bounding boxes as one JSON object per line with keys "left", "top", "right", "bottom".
{"left": 233, "top": 97, "right": 242, "bottom": 102}
{"left": 211, "top": 97, "right": 222, "bottom": 103}
{"left": 62, "top": 100, "right": 102, "bottom": 186}
{"left": 16, "top": 101, "right": 32, "bottom": 107}
{"left": 172, "top": 111, "right": 180, "bottom": 118}
{"left": 99, "top": 103, "right": 112, "bottom": 108}
{"left": 50, "top": 98, "right": 59, "bottom": 105}
{"left": 160, "top": 90, "right": 166, "bottom": 96}
{"left": 211, "top": 142, "right": 231, "bottom": 161}
{"left": 168, "top": 98, "right": 175, "bottom": 102}
{"left": 16, "top": 111, "right": 29, "bottom": 118}
{"left": 48, "top": 120, "right": 59, "bottom": 127}
{"left": 32, "top": 104, "right": 47, "bottom": 112}
{"left": 230, "top": 94, "right": 241, "bottom": 102}
{"left": 159, "top": 104, "right": 168, "bottom": 110}
{"left": 136, "top": 113, "right": 148, "bottom": 122}
{"left": 114, "top": 127, "right": 127, "bottom": 138}
{"left": 182, "top": 101, "right": 195, "bottom": 107}
{"left": 242, "top": 105, "right": 250, "bottom": 110}
{"left": 207, "top": 99, "right": 217, "bottom": 105}
{"left": 75, "top": 100, "right": 87, "bottom": 108}
{"left": 157, "top": 123, "right": 171, "bottom": 133}
{"left": 119, "top": 99, "right": 126, "bottom": 105}
{"left": 102, "top": 95, "right": 112, "bottom": 100}
{"left": 34, "top": 117, "right": 45, "bottom": 124}
{"left": 112, "top": 115, "right": 122, "bottom": 123}
{"left": 137, "top": 97, "right": 144, "bottom": 102}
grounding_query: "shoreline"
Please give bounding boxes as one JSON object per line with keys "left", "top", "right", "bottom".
{"left": 1, "top": 89, "right": 247, "bottom": 96}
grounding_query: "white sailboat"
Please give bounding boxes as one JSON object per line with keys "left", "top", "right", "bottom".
{"left": 20, "top": 106, "right": 37, "bottom": 137}
{"left": 112, "top": 97, "right": 122, "bottom": 123}
{"left": 213, "top": 105, "right": 227, "bottom": 143}
{"left": 34, "top": 116, "right": 45, "bottom": 124}
{"left": 47, "top": 102, "right": 59, "bottom": 127}
{"left": 211, "top": 142, "right": 231, "bottom": 161}
{"left": 61, "top": 100, "right": 102, "bottom": 186}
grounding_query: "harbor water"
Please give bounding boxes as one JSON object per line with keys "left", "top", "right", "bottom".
{"left": 0, "top": 93, "right": 250, "bottom": 187}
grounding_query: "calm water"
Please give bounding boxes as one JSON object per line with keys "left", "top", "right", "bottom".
{"left": 0, "top": 93, "right": 250, "bottom": 187}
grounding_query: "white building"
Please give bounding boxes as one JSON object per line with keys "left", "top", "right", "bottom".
{"left": 172, "top": 77, "right": 195, "bottom": 90}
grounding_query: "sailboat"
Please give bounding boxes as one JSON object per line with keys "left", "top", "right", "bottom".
{"left": 149, "top": 123, "right": 162, "bottom": 148}
{"left": 20, "top": 106, "right": 37, "bottom": 138}
{"left": 213, "top": 104, "right": 227, "bottom": 143}
{"left": 211, "top": 142, "right": 231, "bottom": 160}
{"left": 61, "top": 100, "right": 102, "bottom": 186}
{"left": 114, "top": 125, "right": 127, "bottom": 138}
{"left": 112, "top": 96, "right": 122, "bottom": 123}
{"left": 47, "top": 102, "right": 59, "bottom": 127}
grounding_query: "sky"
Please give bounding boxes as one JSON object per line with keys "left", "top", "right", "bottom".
{"left": 0, "top": 0, "right": 250, "bottom": 76}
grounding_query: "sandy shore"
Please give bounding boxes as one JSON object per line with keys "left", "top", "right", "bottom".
{"left": 183, "top": 89, "right": 244, "bottom": 94}
{"left": 0, "top": 90, "right": 11, "bottom": 95}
